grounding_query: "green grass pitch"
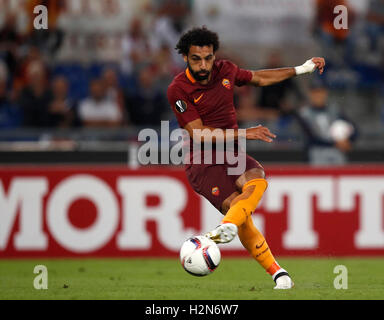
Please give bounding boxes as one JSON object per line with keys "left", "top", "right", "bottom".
{"left": 1, "top": 257, "right": 384, "bottom": 300}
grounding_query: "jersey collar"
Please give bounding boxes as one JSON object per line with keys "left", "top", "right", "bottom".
{"left": 185, "top": 68, "right": 196, "bottom": 84}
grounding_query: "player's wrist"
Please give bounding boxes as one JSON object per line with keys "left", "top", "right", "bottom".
{"left": 238, "top": 129, "right": 247, "bottom": 139}
{"left": 294, "top": 65, "right": 306, "bottom": 75}
{"left": 295, "top": 59, "right": 316, "bottom": 75}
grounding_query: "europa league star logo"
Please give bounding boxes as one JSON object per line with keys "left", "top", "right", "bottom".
{"left": 175, "top": 100, "right": 187, "bottom": 113}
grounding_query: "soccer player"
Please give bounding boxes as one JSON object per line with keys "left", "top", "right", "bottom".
{"left": 167, "top": 27, "right": 325, "bottom": 289}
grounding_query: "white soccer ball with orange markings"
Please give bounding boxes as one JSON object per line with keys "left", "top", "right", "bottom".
{"left": 180, "top": 236, "right": 221, "bottom": 277}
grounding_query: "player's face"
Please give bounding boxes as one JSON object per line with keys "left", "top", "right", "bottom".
{"left": 185, "top": 45, "right": 215, "bottom": 82}
{"left": 310, "top": 88, "right": 328, "bottom": 108}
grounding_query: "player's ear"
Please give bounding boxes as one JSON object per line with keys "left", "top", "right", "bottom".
{"left": 183, "top": 55, "right": 188, "bottom": 63}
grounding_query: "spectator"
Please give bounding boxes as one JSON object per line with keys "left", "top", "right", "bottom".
{"left": 313, "top": 0, "right": 354, "bottom": 44}
{"left": 13, "top": 46, "right": 48, "bottom": 94}
{"left": 78, "top": 79, "right": 123, "bottom": 128}
{"left": 0, "top": 13, "right": 22, "bottom": 78}
{"left": 17, "top": 61, "right": 52, "bottom": 127}
{"left": 148, "top": 1, "right": 185, "bottom": 70}
{"left": 124, "top": 66, "right": 168, "bottom": 127}
{"left": 236, "top": 52, "right": 303, "bottom": 127}
{"left": 48, "top": 76, "right": 74, "bottom": 128}
{"left": 313, "top": 0, "right": 355, "bottom": 67}
{"left": 26, "top": 0, "right": 65, "bottom": 59}
{"left": 235, "top": 86, "right": 263, "bottom": 125}
{"left": 292, "top": 82, "right": 357, "bottom": 166}
{"left": 366, "top": 0, "right": 384, "bottom": 51}
{"left": 149, "top": 0, "right": 193, "bottom": 33}
{"left": 27, "top": 27, "right": 64, "bottom": 60}
{"left": 152, "top": 44, "right": 182, "bottom": 94}
{"left": 0, "top": 77, "right": 22, "bottom": 129}
{"left": 257, "top": 52, "right": 303, "bottom": 119}
{"left": 101, "top": 67, "right": 125, "bottom": 116}
{"left": 121, "top": 18, "right": 151, "bottom": 76}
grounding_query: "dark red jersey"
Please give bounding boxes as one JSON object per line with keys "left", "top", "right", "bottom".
{"left": 167, "top": 60, "right": 260, "bottom": 211}
{"left": 167, "top": 59, "right": 252, "bottom": 130}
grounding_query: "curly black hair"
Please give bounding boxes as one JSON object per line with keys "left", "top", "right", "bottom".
{"left": 175, "top": 26, "right": 220, "bottom": 56}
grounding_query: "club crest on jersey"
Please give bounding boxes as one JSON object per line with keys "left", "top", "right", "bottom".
{"left": 175, "top": 100, "right": 187, "bottom": 113}
{"left": 212, "top": 187, "right": 220, "bottom": 196}
{"left": 222, "top": 79, "right": 231, "bottom": 90}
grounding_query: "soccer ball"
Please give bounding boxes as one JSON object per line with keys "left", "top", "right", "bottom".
{"left": 180, "top": 236, "right": 221, "bottom": 277}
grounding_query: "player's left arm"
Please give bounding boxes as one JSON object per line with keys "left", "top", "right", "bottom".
{"left": 249, "top": 57, "right": 325, "bottom": 87}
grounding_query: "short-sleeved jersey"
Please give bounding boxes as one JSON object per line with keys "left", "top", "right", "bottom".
{"left": 167, "top": 59, "right": 252, "bottom": 130}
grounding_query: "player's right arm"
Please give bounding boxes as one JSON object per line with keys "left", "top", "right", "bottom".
{"left": 184, "top": 119, "right": 276, "bottom": 144}
{"left": 168, "top": 84, "right": 276, "bottom": 144}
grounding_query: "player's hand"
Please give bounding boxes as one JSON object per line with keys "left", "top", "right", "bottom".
{"left": 311, "top": 57, "right": 325, "bottom": 75}
{"left": 295, "top": 57, "right": 326, "bottom": 75}
{"left": 245, "top": 125, "right": 276, "bottom": 143}
{"left": 335, "top": 139, "right": 352, "bottom": 152}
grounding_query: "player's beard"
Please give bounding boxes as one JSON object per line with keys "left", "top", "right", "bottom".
{"left": 187, "top": 62, "right": 210, "bottom": 81}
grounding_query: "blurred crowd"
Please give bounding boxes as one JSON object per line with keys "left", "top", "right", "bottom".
{"left": 0, "top": 0, "right": 383, "bottom": 165}
{"left": 0, "top": 0, "right": 192, "bottom": 129}
{"left": 237, "top": 0, "right": 384, "bottom": 122}
{"left": 234, "top": 0, "right": 384, "bottom": 164}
